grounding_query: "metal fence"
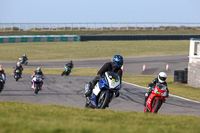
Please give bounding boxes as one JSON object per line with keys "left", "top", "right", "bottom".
{"left": 0, "top": 22, "right": 200, "bottom": 32}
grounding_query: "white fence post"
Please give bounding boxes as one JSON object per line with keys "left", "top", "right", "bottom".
{"left": 41, "top": 24, "right": 43, "bottom": 31}
{"left": 26, "top": 24, "right": 28, "bottom": 31}
{"left": 71, "top": 23, "right": 73, "bottom": 30}
{"left": 4, "top": 24, "right": 6, "bottom": 31}
{"left": 49, "top": 24, "right": 51, "bottom": 31}
{"left": 11, "top": 24, "right": 13, "bottom": 31}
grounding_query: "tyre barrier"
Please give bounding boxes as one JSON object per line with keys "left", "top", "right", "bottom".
{"left": 174, "top": 68, "right": 188, "bottom": 83}
{"left": 0, "top": 35, "right": 80, "bottom": 43}
{"left": 80, "top": 35, "right": 200, "bottom": 41}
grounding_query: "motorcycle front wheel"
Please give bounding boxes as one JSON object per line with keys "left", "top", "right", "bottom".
{"left": 0, "top": 83, "right": 2, "bottom": 93}
{"left": 15, "top": 74, "right": 19, "bottom": 82}
{"left": 97, "top": 91, "right": 110, "bottom": 109}
{"left": 34, "top": 86, "right": 39, "bottom": 94}
{"left": 61, "top": 71, "right": 65, "bottom": 76}
{"left": 151, "top": 99, "right": 162, "bottom": 113}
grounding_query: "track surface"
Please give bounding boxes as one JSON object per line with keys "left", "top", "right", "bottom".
{"left": 1, "top": 54, "right": 200, "bottom": 116}
{"left": 2, "top": 54, "right": 188, "bottom": 75}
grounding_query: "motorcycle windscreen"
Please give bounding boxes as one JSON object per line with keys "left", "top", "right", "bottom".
{"left": 154, "top": 83, "right": 167, "bottom": 96}
{"left": 105, "top": 72, "right": 120, "bottom": 89}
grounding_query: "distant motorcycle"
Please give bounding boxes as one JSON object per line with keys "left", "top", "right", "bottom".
{"left": 14, "top": 68, "right": 21, "bottom": 81}
{"left": 19, "top": 57, "right": 28, "bottom": 65}
{"left": 85, "top": 72, "right": 121, "bottom": 109}
{"left": 61, "top": 66, "right": 72, "bottom": 76}
{"left": 32, "top": 75, "right": 44, "bottom": 94}
{"left": 144, "top": 83, "right": 168, "bottom": 113}
{"left": 0, "top": 75, "right": 4, "bottom": 92}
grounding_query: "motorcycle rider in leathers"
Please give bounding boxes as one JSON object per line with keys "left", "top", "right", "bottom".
{"left": 144, "top": 72, "right": 169, "bottom": 106}
{"left": 31, "top": 67, "right": 45, "bottom": 89}
{"left": 0, "top": 64, "right": 6, "bottom": 85}
{"left": 65, "top": 60, "right": 73, "bottom": 69}
{"left": 84, "top": 55, "right": 124, "bottom": 98}
{"left": 21, "top": 54, "right": 28, "bottom": 64}
{"left": 14, "top": 62, "right": 23, "bottom": 78}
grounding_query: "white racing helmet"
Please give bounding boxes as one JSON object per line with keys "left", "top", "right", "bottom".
{"left": 37, "top": 67, "right": 41, "bottom": 72}
{"left": 17, "top": 62, "right": 21, "bottom": 67}
{"left": 158, "top": 72, "right": 167, "bottom": 83}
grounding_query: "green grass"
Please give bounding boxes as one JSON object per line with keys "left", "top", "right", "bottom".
{"left": 0, "top": 40, "right": 189, "bottom": 61}
{"left": 0, "top": 101, "right": 199, "bottom": 133}
{"left": 5, "top": 68, "right": 200, "bottom": 102}
{"left": 1, "top": 30, "right": 200, "bottom": 36}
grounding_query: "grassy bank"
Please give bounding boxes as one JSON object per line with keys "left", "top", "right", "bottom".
{"left": 0, "top": 40, "right": 189, "bottom": 61}
{"left": 0, "top": 101, "right": 199, "bottom": 133}
{"left": 5, "top": 68, "right": 200, "bottom": 102}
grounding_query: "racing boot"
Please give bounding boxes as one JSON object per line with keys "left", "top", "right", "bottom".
{"left": 31, "top": 83, "right": 34, "bottom": 89}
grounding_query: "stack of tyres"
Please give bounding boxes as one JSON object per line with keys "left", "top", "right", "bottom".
{"left": 174, "top": 68, "right": 188, "bottom": 83}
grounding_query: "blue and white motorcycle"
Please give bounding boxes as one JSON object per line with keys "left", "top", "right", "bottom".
{"left": 32, "top": 75, "right": 44, "bottom": 94}
{"left": 85, "top": 72, "right": 121, "bottom": 109}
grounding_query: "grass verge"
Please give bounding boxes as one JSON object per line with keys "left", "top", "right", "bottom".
{"left": 0, "top": 101, "right": 199, "bottom": 133}
{"left": 0, "top": 40, "right": 189, "bottom": 61}
{"left": 5, "top": 68, "right": 200, "bottom": 102}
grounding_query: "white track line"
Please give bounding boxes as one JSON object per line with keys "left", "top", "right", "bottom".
{"left": 122, "top": 81, "right": 200, "bottom": 104}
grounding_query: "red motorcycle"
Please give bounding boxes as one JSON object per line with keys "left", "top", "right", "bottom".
{"left": 144, "top": 83, "right": 168, "bottom": 113}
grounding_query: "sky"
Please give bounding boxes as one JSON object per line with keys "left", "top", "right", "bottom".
{"left": 0, "top": 0, "right": 200, "bottom": 23}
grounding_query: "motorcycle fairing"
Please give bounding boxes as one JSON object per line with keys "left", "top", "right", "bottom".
{"left": 64, "top": 66, "right": 69, "bottom": 71}
{"left": 105, "top": 72, "right": 120, "bottom": 89}
{"left": 146, "top": 94, "right": 162, "bottom": 111}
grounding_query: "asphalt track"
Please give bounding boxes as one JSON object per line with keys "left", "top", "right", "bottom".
{"left": 1, "top": 54, "right": 200, "bottom": 116}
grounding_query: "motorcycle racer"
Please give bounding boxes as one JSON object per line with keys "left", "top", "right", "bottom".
{"left": 31, "top": 67, "right": 45, "bottom": 89}
{"left": 84, "top": 55, "right": 124, "bottom": 98}
{"left": 0, "top": 64, "right": 6, "bottom": 83}
{"left": 144, "top": 72, "right": 169, "bottom": 106}
{"left": 22, "top": 54, "right": 28, "bottom": 63}
{"left": 14, "top": 62, "right": 23, "bottom": 78}
{"left": 65, "top": 60, "right": 73, "bottom": 69}
{"left": 61, "top": 60, "right": 74, "bottom": 76}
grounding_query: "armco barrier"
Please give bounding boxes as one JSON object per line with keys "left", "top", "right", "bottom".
{"left": 0, "top": 35, "right": 80, "bottom": 43}
{"left": 80, "top": 35, "right": 200, "bottom": 41}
